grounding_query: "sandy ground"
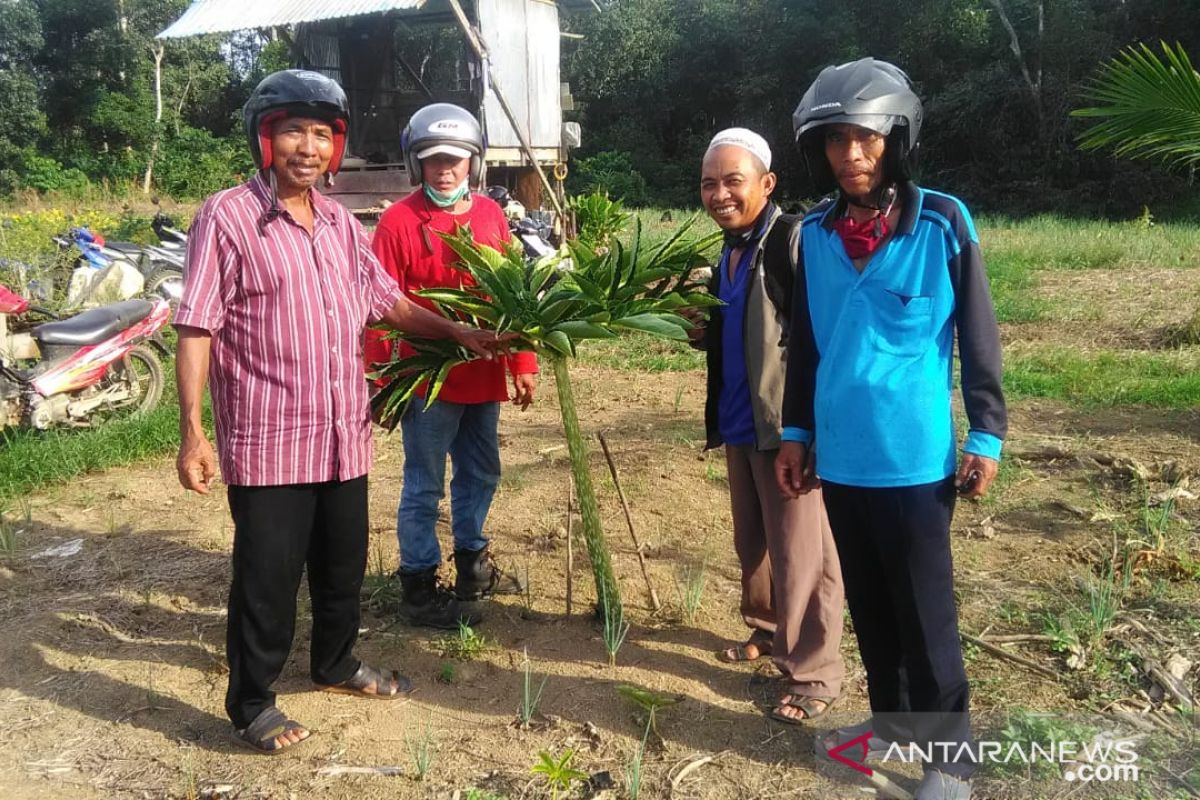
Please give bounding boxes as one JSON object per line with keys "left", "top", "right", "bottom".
{"left": 0, "top": 357, "right": 1197, "bottom": 799}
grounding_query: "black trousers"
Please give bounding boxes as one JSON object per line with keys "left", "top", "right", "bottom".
{"left": 822, "top": 478, "right": 975, "bottom": 778}
{"left": 224, "top": 477, "right": 368, "bottom": 728}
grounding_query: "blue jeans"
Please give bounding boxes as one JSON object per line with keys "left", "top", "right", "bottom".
{"left": 398, "top": 395, "right": 501, "bottom": 573}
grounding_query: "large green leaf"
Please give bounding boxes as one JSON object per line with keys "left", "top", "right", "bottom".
{"left": 553, "top": 320, "right": 617, "bottom": 340}
{"left": 1074, "top": 42, "right": 1200, "bottom": 168}
{"left": 610, "top": 313, "right": 689, "bottom": 340}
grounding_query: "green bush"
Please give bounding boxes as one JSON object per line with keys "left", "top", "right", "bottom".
{"left": 570, "top": 150, "right": 649, "bottom": 206}
{"left": 16, "top": 149, "right": 90, "bottom": 195}
{"left": 154, "top": 126, "right": 251, "bottom": 199}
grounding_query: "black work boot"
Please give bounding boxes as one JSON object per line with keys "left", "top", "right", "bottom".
{"left": 397, "top": 567, "right": 482, "bottom": 629}
{"left": 453, "top": 546, "right": 523, "bottom": 601}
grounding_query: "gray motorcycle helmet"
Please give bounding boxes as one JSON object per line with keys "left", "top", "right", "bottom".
{"left": 792, "top": 58, "right": 923, "bottom": 194}
{"left": 401, "top": 103, "right": 485, "bottom": 186}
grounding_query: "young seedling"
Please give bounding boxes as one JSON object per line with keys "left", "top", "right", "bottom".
{"left": 517, "top": 647, "right": 548, "bottom": 729}
{"left": 599, "top": 582, "right": 630, "bottom": 667}
{"left": 675, "top": 560, "right": 706, "bottom": 625}
{"left": 0, "top": 516, "right": 16, "bottom": 561}
{"left": 406, "top": 716, "right": 436, "bottom": 780}
{"left": 520, "top": 560, "right": 535, "bottom": 619}
{"left": 439, "top": 620, "right": 487, "bottom": 661}
{"left": 530, "top": 749, "right": 587, "bottom": 800}
{"left": 624, "top": 739, "right": 646, "bottom": 800}
{"left": 617, "top": 684, "right": 683, "bottom": 741}
{"left": 437, "top": 660, "right": 457, "bottom": 684}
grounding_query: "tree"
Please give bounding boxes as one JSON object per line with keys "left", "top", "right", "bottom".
{"left": 370, "top": 197, "right": 720, "bottom": 623}
{"left": 1073, "top": 41, "right": 1200, "bottom": 168}
{"left": 1074, "top": 41, "right": 1200, "bottom": 339}
{"left": 0, "top": 0, "right": 46, "bottom": 189}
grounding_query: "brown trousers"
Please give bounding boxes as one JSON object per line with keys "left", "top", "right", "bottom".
{"left": 726, "top": 444, "right": 845, "bottom": 697}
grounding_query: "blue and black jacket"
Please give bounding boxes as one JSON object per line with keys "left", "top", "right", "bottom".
{"left": 781, "top": 181, "right": 1007, "bottom": 488}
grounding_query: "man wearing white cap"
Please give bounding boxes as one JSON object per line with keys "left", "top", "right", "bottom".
{"left": 366, "top": 103, "right": 537, "bottom": 630}
{"left": 694, "top": 128, "right": 844, "bottom": 723}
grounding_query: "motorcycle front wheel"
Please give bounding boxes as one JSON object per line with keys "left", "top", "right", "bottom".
{"left": 109, "top": 345, "right": 165, "bottom": 416}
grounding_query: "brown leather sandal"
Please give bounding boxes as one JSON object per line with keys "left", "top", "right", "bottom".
{"left": 716, "top": 634, "right": 773, "bottom": 663}
{"left": 318, "top": 662, "right": 414, "bottom": 700}
{"left": 768, "top": 693, "right": 838, "bottom": 725}
{"left": 233, "top": 706, "right": 311, "bottom": 754}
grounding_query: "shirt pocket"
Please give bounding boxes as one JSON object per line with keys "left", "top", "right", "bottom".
{"left": 866, "top": 287, "right": 934, "bottom": 357}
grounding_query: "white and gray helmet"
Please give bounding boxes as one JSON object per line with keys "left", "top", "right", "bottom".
{"left": 792, "top": 58, "right": 923, "bottom": 193}
{"left": 401, "top": 103, "right": 485, "bottom": 185}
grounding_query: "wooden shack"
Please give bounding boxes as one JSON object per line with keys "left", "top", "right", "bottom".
{"left": 159, "top": 0, "right": 586, "bottom": 214}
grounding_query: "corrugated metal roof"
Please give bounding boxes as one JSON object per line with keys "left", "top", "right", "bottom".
{"left": 157, "top": 0, "right": 428, "bottom": 39}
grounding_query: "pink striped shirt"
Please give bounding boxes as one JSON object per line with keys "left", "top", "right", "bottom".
{"left": 175, "top": 173, "right": 402, "bottom": 486}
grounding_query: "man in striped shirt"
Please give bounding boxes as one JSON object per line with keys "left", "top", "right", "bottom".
{"left": 174, "top": 71, "right": 504, "bottom": 754}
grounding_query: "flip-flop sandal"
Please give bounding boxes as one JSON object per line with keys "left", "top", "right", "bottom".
{"left": 233, "top": 706, "right": 311, "bottom": 755}
{"left": 767, "top": 693, "right": 839, "bottom": 725}
{"left": 318, "top": 662, "right": 414, "bottom": 700}
{"left": 716, "top": 637, "right": 773, "bottom": 663}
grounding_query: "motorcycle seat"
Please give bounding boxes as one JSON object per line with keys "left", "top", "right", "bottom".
{"left": 33, "top": 299, "right": 154, "bottom": 347}
{"left": 105, "top": 241, "right": 143, "bottom": 257}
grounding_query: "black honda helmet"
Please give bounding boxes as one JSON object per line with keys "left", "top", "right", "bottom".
{"left": 401, "top": 103, "right": 485, "bottom": 186}
{"left": 243, "top": 70, "right": 350, "bottom": 175}
{"left": 792, "top": 58, "right": 923, "bottom": 194}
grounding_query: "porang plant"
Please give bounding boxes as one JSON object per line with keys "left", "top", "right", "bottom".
{"left": 371, "top": 194, "right": 719, "bottom": 624}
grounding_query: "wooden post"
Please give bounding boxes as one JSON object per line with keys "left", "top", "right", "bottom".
{"left": 565, "top": 474, "right": 574, "bottom": 616}
{"left": 598, "top": 432, "right": 661, "bottom": 612}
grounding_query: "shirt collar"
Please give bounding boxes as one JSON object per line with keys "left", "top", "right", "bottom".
{"left": 248, "top": 170, "right": 340, "bottom": 226}
{"left": 820, "top": 181, "right": 920, "bottom": 236}
{"left": 722, "top": 202, "right": 778, "bottom": 251}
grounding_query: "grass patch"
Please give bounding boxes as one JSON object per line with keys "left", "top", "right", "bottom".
{"left": 986, "top": 252, "right": 1050, "bottom": 323}
{"left": 979, "top": 215, "right": 1200, "bottom": 272}
{"left": 576, "top": 331, "right": 704, "bottom": 372}
{"left": 0, "top": 382, "right": 205, "bottom": 502}
{"left": 1004, "top": 347, "right": 1200, "bottom": 408}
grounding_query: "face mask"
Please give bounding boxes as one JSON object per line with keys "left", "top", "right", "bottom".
{"left": 424, "top": 179, "right": 470, "bottom": 208}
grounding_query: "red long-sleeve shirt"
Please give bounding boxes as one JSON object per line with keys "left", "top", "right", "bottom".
{"left": 365, "top": 191, "right": 537, "bottom": 404}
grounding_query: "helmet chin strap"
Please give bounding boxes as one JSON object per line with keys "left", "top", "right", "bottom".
{"left": 259, "top": 169, "right": 284, "bottom": 232}
{"left": 843, "top": 182, "right": 897, "bottom": 212}
{"left": 834, "top": 183, "right": 898, "bottom": 259}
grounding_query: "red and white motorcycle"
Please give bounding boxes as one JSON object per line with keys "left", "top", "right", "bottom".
{"left": 0, "top": 286, "right": 170, "bottom": 430}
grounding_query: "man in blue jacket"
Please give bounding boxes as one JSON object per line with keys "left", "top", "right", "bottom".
{"left": 775, "top": 58, "right": 1006, "bottom": 800}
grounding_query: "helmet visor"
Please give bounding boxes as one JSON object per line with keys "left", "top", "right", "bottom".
{"left": 798, "top": 113, "right": 897, "bottom": 141}
{"left": 416, "top": 144, "right": 473, "bottom": 161}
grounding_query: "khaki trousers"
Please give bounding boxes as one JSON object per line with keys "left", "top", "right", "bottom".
{"left": 726, "top": 445, "right": 845, "bottom": 697}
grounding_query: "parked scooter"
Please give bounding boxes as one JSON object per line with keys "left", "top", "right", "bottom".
{"left": 0, "top": 285, "right": 170, "bottom": 429}
{"left": 55, "top": 225, "right": 183, "bottom": 309}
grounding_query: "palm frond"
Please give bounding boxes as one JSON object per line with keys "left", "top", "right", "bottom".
{"left": 1073, "top": 41, "right": 1200, "bottom": 168}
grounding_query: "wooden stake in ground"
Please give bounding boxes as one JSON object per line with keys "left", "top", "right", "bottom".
{"left": 566, "top": 475, "right": 574, "bottom": 616}
{"left": 598, "top": 432, "right": 662, "bottom": 612}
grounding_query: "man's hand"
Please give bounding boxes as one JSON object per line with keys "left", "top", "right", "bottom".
{"left": 775, "top": 441, "right": 818, "bottom": 498}
{"left": 452, "top": 324, "right": 516, "bottom": 361}
{"left": 956, "top": 453, "right": 999, "bottom": 500}
{"left": 512, "top": 373, "right": 536, "bottom": 410}
{"left": 679, "top": 307, "right": 707, "bottom": 346}
{"left": 178, "top": 433, "right": 218, "bottom": 494}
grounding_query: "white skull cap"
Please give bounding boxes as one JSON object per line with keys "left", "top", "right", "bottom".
{"left": 706, "top": 127, "right": 772, "bottom": 171}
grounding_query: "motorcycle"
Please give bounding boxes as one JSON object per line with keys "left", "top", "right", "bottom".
{"left": 55, "top": 226, "right": 184, "bottom": 309}
{"left": 0, "top": 285, "right": 170, "bottom": 430}
{"left": 484, "top": 185, "right": 562, "bottom": 261}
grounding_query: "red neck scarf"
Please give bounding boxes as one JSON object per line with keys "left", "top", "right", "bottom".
{"left": 833, "top": 212, "right": 890, "bottom": 259}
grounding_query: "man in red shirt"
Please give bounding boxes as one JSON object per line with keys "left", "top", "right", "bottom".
{"left": 365, "top": 103, "right": 537, "bottom": 629}
{"left": 175, "top": 72, "right": 503, "bottom": 754}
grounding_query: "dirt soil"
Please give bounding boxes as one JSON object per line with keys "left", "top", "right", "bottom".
{"left": 1, "top": 361, "right": 1198, "bottom": 800}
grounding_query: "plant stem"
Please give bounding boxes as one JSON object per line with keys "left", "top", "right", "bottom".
{"left": 551, "top": 354, "right": 622, "bottom": 618}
